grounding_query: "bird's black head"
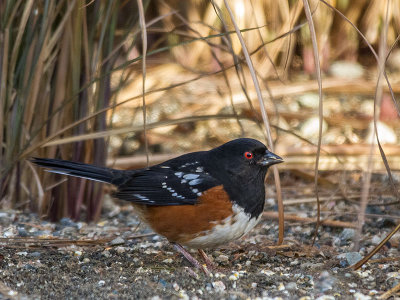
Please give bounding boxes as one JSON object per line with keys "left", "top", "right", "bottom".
{"left": 209, "top": 138, "right": 283, "bottom": 173}
{"left": 206, "top": 138, "right": 283, "bottom": 218}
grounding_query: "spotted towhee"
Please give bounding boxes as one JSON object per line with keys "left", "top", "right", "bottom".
{"left": 32, "top": 138, "right": 283, "bottom": 273}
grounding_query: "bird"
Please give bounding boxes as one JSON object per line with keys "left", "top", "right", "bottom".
{"left": 31, "top": 138, "right": 283, "bottom": 273}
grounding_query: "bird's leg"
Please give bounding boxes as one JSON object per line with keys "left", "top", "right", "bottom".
{"left": 173, "top": 243, "right": 209, "bottom": 275}
{"left": 198, "top": 249, "right": 216, "bottom": 270}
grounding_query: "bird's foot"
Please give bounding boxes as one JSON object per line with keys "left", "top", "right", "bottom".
{"left": 198, "top": 249, "right": 217, "bottom": 271}
{"left": 173, "top": 243, "right": 209, "bottom": 275}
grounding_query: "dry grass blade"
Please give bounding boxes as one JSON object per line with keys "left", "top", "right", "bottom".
{"left": 263, "top": 211, "right": 357, "bottom": 229}
{"left": 352, "top": 223, "right": 400, "bottom": 270}
{"left": 137, "top": 0, "right": 149, "bottom": 167}
{"left": 223, "top": 0, "right": 284, "bottom": 245}
{"left": 353, "top": 2, "right": 398, "bottom": 269}
{"left": 354, "top": 0, "right": 389, "bottom": 252}
{"left": 378, "top": 281, "right": 400, "bottom": 300}
{"left": 26, "top": 161, "right": 44, "bottom": 210}
{"left": 302, "top": 0, "right": 323, "bottom": 246}
{"left": 42, "top": 114, "right": 254, "bottom": 147}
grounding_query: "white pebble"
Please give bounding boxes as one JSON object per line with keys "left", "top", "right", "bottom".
{"left": 261, "top": 269, "right": 275, "bottom": 276}
{"left": 98, "top": 280, "right": 105, "bottom": 287}
{"left": 229, "top": 272, "right": 239, "bottom": 281}
{"left": 212, "top": 281, "right": 226, "bottom": 292}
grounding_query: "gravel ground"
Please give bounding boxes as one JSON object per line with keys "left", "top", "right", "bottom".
{"left": 0, "top": 188, "right": 399, "bottom": 299}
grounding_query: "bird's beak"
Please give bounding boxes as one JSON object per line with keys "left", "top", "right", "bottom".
{"left": 257, "top": 151, "right": 284, "bottom": 167}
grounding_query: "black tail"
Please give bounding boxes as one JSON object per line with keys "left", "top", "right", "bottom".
{"left": 31, "top": 157, "right": 127, "bottom": 185}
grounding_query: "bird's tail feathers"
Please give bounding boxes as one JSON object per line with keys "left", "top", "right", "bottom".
{"left": 31, "top": 157, "right": 124, "bottom": 185}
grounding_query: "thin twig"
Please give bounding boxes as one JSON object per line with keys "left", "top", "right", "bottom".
{"left": 263, "top": 211, "right": 357, "bottom": 228}
{"left": 136, "top": 0, "right": 149, "bottom": 167}
{"left": 302, "top": 0, "right": 323, "bottom": 246}
{"left": 354, "top": 0, "right": 389, "bottom": 252}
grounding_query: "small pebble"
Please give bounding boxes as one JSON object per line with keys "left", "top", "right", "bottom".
{"left": 315, "top": 271, "right": 335, "bottom": 292}
{"left": 74, "top": 251, "right": 83, "bottom": 257}
{"left": 286, "top": 282, "right": 297, "bottom": 290}
{"left": 371, "top": 235, "right": 381, "bottom": 245}
{"left": 59, "top": 217, "right": 74, "bottom": 226}
{"left": 316, "top": 296, "right": 335, "bottom": 300}
{"left": 339, "top": 228, "right": 355, "bottom": 241}
{"left": 368, "top": 290, "right": 378, "bottom": 296}
{"left": 329, "top": 61, "right": 364, "bottom": 79}
{"left": 290, "top": 259, "right": 299, "bottom": 266}
{"left": 4, "top": 230, "right": 15, "bottom": 238}
{"left": 115, "top": 246, "right": 126, "bottom": 254}
{"left": 97, "top": 220, "right": 108, "bottom": 227}
{"left": 354, "top": 292, "right": 371, "bottom": 300}
{"left": 229, "top": 272, "right": 239, "bottom": 281}
{"left": 216, "top": 254, "right": 229, "bottom": 263}
{"left": 337, "top": 252, "right": 362, "bottom": 266}
{"left": 298, "top": 93, "right": 320, "bottom": 108}
{"left": 97, "top": 280, "right": 105, "bottom": 287}
{"left": 356, "top": 270, "right": 371, "bottom": 278}
{"left": 102, "top": 250, "right": 111, "bottom": 258}
{"left": 162, "top": 258, "right": 173, "bottom": 264}
{"left": 18, "top": 228, "right": 28, "bottom": 237}
{"left": 261, "top": 269, "right": 275, "bottom": 276}
{"left": 110, "top": 237, "right": 125, "bottom": 246}
{"left": 212, "top": 281, "right": 226, "bottom": 292}
{"left": 30, "top": 252, "right": 41, "bottom": 257}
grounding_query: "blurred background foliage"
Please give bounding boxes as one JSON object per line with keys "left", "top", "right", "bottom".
{"left": 0, "top": 0, "right": 399, "bottom": 221}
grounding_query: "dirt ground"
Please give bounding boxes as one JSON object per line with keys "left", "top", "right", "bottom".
{"left": 0, "top": 171, "right": 399, "bottom": 300}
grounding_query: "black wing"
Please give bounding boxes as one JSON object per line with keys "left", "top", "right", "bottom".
{"left": 113, "top": 161, "right": 220, "bottom": 205}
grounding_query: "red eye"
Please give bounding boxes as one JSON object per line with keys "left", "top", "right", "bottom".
{"left": 244, "top": 152, "right": 253, "bottom": 159}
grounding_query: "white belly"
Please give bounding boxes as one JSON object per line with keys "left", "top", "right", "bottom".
{"left": 183, "top": 204, "right": 262, "bottom": 249}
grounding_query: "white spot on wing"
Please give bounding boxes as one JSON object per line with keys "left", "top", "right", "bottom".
{"left": 183, "top": 174, "right": 199, "bottom": 180}
{"left": 174, "top": 172, "right": 183, "bottom": 178}
{"left": 133, "top": 194, "right": 149, "bottom": 202}
{"left": 188, "top": 179, "right": 202, "bottom": 186}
